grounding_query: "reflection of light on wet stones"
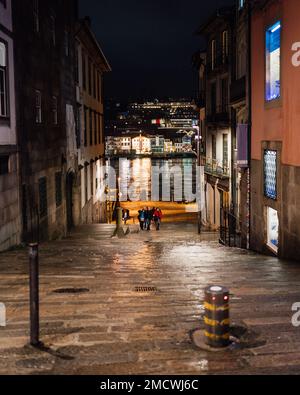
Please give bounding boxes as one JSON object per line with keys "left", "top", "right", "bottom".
{"left": 191, "top": 325, "right": 266, "bottom": 352}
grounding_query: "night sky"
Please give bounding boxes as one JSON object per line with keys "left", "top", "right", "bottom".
{"left": 79, "top": 0, "right": 234, "bottom": 101}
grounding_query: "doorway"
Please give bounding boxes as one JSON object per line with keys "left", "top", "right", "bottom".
{"left": 267, "top": 207, "right": 279, "bottom": 254}
{"left": 66, "top": 172, "right": 74, "bottom": 231}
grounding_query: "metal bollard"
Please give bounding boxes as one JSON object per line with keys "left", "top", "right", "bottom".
{"left": 29, "top": 243, "right": 40, "bottom": 346}
{"left": 204, "top": 285, "right": 230, "bottom": 348}
{"left": 116, "top": 207, "right": 123, "bottom": 229}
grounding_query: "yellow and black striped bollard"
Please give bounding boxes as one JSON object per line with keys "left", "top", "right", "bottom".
{"left": 204, "top": 286, "right": 230, "bottom": 348}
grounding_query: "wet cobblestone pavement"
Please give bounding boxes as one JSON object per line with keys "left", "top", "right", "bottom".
{"left": 1, "top": 223, "right": 300, "bottom": 375}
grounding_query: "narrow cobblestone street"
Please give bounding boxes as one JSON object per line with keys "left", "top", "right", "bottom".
{"left": 0, "top": 223, "right": 300, "bottom": 375}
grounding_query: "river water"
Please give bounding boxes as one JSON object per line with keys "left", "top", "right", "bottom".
{"left": 106, "top": 157, "right": 197, "bottom": 202}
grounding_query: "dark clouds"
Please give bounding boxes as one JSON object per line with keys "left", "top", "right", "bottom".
{"left": 79, "top": 0, "right": 234, "bottom": 100}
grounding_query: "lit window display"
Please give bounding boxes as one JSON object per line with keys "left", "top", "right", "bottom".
{"left": 267, "top": 207, "right": 279, "bottom": 254}
{"left": 265, "top": 21, "right": 281, "bottom": 101}
{"left": 264, "top": 149, "right": 277, "bottom": 200}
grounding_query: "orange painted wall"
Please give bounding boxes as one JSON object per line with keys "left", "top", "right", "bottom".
{"left": 251, "top": 0, "right": 300, "bottom": 166}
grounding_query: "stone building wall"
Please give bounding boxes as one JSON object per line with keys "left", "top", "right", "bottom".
{"left": 0, "top": 153, "right": 21, "bottom": 251}
{"left": 12, "top": 0, "right": 78, "bottom": 243}
{"left": 250, "top": 140, "right": 300, "bottom": 260}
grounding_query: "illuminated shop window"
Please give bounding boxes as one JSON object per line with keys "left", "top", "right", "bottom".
{"left": 267, "top": 207, "right": 279, "bottom": 254}
{"left": 264, "top": 149, "right": 277, "bottom": 200}
{"left": 0, "top": 41, "right": 8, "bottom": 118}
{"left": 239, "top": 0, "right": 245, "bottom": 10}
{"left": 266, "top": 21, "right": 281, "bottom": 102}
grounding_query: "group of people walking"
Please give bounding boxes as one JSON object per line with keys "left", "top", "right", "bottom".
{"left": 138, "top": 207, "right": 163, "bottom": 231}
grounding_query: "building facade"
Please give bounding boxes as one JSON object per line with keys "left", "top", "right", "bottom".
{"left": 75, "top": 17, "right": 111, "bottom": 224}
{"left": 13, "top": 0, "right": 78, "bottom": 243}
{"left": 250, "top": 0, "right": 300, "bottom": 260}
{"left": 132, "top": 134, "right": 151, "bottom": 154}
{"left": 230, "top": 0, "right": 251, "bottom": 248}
{"left": 0, "top": 0, "right": 21, "bottom": 251}
{"left": 197, "top": 7, "right": 235, "bottom": 231}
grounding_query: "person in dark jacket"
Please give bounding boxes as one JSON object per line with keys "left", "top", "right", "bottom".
{"left": 138, "top": 209, "right": 145, "bottom": 230}
{"left": 145, "top": 207, "right": 154, "bottom": 231}
{"left": 144, "top": 207, "right": 150, "bottom": 230}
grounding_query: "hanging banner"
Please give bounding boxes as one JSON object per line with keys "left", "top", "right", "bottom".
{"left": 237, "top": 124, "right": 249, "bottom": 168}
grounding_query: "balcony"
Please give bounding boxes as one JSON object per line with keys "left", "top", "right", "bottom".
{"left": 230, "top": 76, "right": 246, "bottom": 103}
{"left": 204, "top": 157, "right": 230, "bottom": 178}
{"left": 206, "top": 54, "right": 229, "bottom": 75}
{"left": 206, "top": 105, "right": 230, "bottom": 124}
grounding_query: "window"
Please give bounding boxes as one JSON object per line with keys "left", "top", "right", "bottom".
{"left": 82, "top": 51, "right": 86, "bottom": 90}
{"left": 0, "top": 41, "right": 8, "bottom": 118}
{"left": 84, "top": 106, "right": 88, "bottom": 146}
{"left": 94, "top": 112, "right": 98, "bottom": 145}
{"left": 99, "top": 113, "right": 102, "bottom": 145}
{"left": 33, "top": 0, "right": 39, "bottom": 33}
{"left": 84, "top": 166, "right": 88, "bottom": 203}
{"left": 266, "top": 21, "right": 281, "bottom": 102}
{"left": 90, "top": 163, "right": 94, "bottom": 197}
{"left": 211, "top": 39, "right": 216, "bottom": 70}
{"left": 93, "top": 65, "right": 97, "bottom": 98}
{"left": 222, "top": 31, "right": 228, "bottom": 63}
{"left": 75, "top": 42, "right": 79, "bottom": 84}
{"left": 223, "top": 134, "right": 228, "bottom": 169}
{"left": 99, "top": 73, "right": 103, "bottom": 103}
{"left": 50, "top": 15, "right": 56, "bottom": 46}
{"left": 212, "top": 135, "right": 217, "bottom": 161}
{"left": 264, "top": 149, "right": 277, "bottom": 199}
{"left": 52, "top": 96, "right": 58, "bottom": 125}
{"left": 96, "top": 72, "right": 100, "bottom": 102}
{"left": 100, "top": 115, "right": 104, "bottom": 144}
{"left": 0, "top": 156, "right": 9, "bottom": 175}
{"left": 38, "top": 177, "right": 48, "bottom": 218}
{"left": 75, "top": 106, "right": 81, "bottom": 148}
{"left": 64, "top": 31, "right": 70, "bottom": 57}
{"left": 35, "top": 90, "right": 42, "bottom": 123}
{"left": 55, "top": 172, "right": 62, "bottom": 207}
{"left": 88, "top": 58, "right": 92, "bottom": 95}
{"left": 89, "top": 109, "right": 93, "bottom": 146}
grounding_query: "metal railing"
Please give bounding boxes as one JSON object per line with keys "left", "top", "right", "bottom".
{"left": 219, "top": 207, "right": 241, "bottom": 248}
{"left": 206, "top": 105, "right": 230, "bottom": 123}
{"left": 204, "top": 157, "right": 230, "bottom": 178}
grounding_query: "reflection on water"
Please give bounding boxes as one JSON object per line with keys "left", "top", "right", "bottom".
{"left": 107, "top": 158, "right": 197, "bottom": 202}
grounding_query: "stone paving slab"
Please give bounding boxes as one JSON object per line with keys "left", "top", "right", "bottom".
{"left": 0, "top": 223, "right": 300, "bottom": 374}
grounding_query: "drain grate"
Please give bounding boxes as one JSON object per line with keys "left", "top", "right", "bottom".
{"left": 53, "top": 288, "right": 90, "bottom": 294}
{"left": 135, "top": 286, "right": 157, "bottom": 293}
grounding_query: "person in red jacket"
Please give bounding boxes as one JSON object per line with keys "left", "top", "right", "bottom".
{"left": 153, "top": 208, "right": 163, "bottom": 231}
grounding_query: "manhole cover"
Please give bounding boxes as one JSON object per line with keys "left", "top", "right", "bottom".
{"left": 53, "top": 288, "right": 90, "bottom": 294}
{"left": 135, "top": 286, "right": 157, "bottom": 293}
